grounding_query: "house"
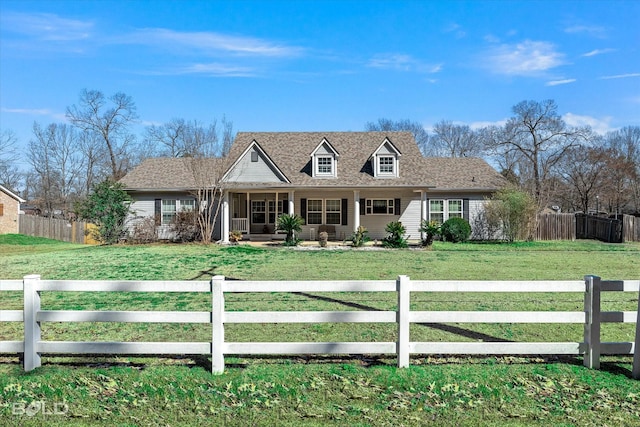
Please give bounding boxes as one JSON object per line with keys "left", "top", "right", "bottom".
{"left": 120, "top": 132, "right": 507, "bottom": 242}
{"left": 0, "top": 184, "right": 26, "bottom": 234}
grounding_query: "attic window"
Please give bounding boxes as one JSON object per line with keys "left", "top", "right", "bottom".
{"left": 317, "top": 156, "right": 333, "bottom": 175}
{"left": 251, "top": 151, "right": 259, "bottom": 162}
{"left": 379, "top": 156, "right": 394, "bottom": 174}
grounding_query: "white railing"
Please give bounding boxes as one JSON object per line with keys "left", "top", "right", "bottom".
{"left": 231, "top": 218, "right": 249, "bottom": 233}
{"left": 1, "top": 275, "right": 640, "bottom": 374}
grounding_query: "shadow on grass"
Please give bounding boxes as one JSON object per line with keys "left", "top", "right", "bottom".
{"left": 294, "top": 291, "right": 512, "bottom": 343}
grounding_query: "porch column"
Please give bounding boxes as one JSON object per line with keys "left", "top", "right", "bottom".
{"left": 222, "top": 191, "right": 230, "bottom": 243}
{"left": 421, "top": 191, "right": 427, "bottom": 240}
{"left": 246, "top": 192, "right": 250, "bottom": 238}
{"left": 353, "top": 190, "right": 360, "bottom": 231}
{"left": 288, "top": 191, "right": 295, "bottom": 215}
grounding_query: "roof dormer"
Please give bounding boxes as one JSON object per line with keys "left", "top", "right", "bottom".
{"left": 371, "top": 138, "right": 401, "bottom": 178}
{"left": 310, "top": 138, "right": 339, "bottom": 178}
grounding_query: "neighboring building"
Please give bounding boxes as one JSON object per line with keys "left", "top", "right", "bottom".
{"left": 120, "top": 132, "right": 507, "bottom": 242}
{"left": 0, "top": 185, "right": 25, "bottom": 234}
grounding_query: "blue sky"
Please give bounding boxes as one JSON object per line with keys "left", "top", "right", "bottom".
{"left": 1, "top": 0, "right": 639, "bottom": 152}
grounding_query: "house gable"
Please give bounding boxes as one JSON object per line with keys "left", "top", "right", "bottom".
{"left": 223, "top": 140, "right": 289, "bottom": 183}
{"left": 310, "top": 138, "right": 339, "bottom": 178}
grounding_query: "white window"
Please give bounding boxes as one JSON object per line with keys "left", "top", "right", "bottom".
{"left": 429, "top": 200, "right": 444, "bottom": 224}
{"left": 378, "top": 156, "right": 394, "bottom": 174}
{"left": 268, "top": 200, "right": 286, "bottom": 224}
{"left": 316, "top": 156, "right": 333, "bottom": 175}
{"left": 325, "top": 199, "right": 341, "bottom": 225}
{"left": 448, "top": 200, "right": 463, "bottom": 219}
{"left": 366, "top": 199, "right": 395, "bottom": 215}
{"left": 307, "top": 199, "right": 323, "bottom": 225}
{"left": 429, "top": 199, "right": 463, "bottom": 224}
{"left": 161, "top": 199, "right": 195, "bottom": 224}
{"left": 252, "top": 201, "right": 266, "bottom": 224}
{"left": 162, "top": 200, "right": 176, "bottom": 224}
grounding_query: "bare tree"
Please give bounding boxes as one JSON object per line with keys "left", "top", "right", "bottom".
{"left": 0, "top": 129, "right": 22, "bottom": 192}
{"left": 28, "top": 123, "right": 84, "bottom": 216}
{"left": 555, "top": 145, "right": 608, "bottom": 213}
{"left": 432, "top": 120, "right": 484, "bottom": 158}
{"left": 365, "top": 118, "right": 433, "bottom": 156}
{"left": 483, "top": 100, "right": 592, "bottom": 206}
{"left": 66, "top": 89, "right": 139, "bottom": 180}
{"left": 184, "top": 117, "right": 235, "bottom": 243}
{"left": 604, "top": 126, "right": 640, "bottom": 213}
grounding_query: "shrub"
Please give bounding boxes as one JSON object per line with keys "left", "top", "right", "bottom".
{"left": 484, "top": 187, "right": 537, "bottom": 242}
{"left": 172, "top": 211, "right": 201, "bottom": 242}
{"left": 382, "top": 221, "right": 408, "bottom": 248}
{"left": 350, "top": 226, "right": 370, "bottom": 247}
{"left": 418, "top": 220, "right": 440, "bottom": 247}
{"left": 440, "top": 217, "right": 471, "bottom": 243}
{"left": 129, "top": 216, "right": 157, "bottom": 244}
{"left": 276, "top": 213, "right": 304, "bottom": 245}
{"left": 75, "top": 180, "right": 132, "bottom": 245}
{"left": 229, "top": 230, "right": 243, "bottom": 244}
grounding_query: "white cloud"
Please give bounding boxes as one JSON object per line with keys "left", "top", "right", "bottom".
{"left": 484, "top": 40, "right": 565, "bottom": 76}
{"left": 1, "top": 107, "right": 66, "bottom": 122}
{"left": 582, "top": 48, "right": 615, "bottom": 57}
{"left": 124, "top": 28, "right": 303, "bottom": 57}
{"left": 444, "top": 23, "right": 466, "bottom": 39}
{"left": 600, "top": 73, "right": 640, "bottom": 80}
{"left": 1, "top": 12, "right": 93, "bottom": 41}
{"left": 178, "top": 63, "right": 257, "bottom": 77}
{"left": 367, "top": 54, "right": 442, "bottom": 74}
{"left": 564, "top": 24, "right": 606, "bottom": 37}
{"left": 546, "top": 79, "right": 576, "bottom": 86}
{"left": 563, "top": 113, "right": 613, "bottom": 134}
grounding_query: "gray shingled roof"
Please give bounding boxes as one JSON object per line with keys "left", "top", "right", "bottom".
{"left": 120, "top": 132, "right": 506, "bottom": 191}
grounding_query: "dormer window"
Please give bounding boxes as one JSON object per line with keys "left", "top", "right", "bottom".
{"left": 317, "top": 156, "right": 333, "bottom": 175}
{"left": 371, "top": 138, "right": 401, "bottom": 178}
{"left": 378, "top": 156, "right": 394, "bottom": 174}
{"left": 311, "top": 138, "right": 339, "bottom": 178}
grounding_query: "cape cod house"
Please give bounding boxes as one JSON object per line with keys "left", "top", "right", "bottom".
{"left": 120, "top": 132, "right": 507, "bottom": 243}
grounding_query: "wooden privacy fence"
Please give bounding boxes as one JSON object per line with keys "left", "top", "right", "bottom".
{"left": 18, "top": 215, "right": 98, "bottom": 244}
{"left": 535, "top": 213, "right": 576, "bottom": 240}
{"left": 2, "top": 275, "right": 640, "bottom": 374}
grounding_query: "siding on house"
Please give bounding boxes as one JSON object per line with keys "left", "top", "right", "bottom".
{"left": 225, "top": 146, "right": 285, "bottom": 183}
{"left": 0, "top": 186, "right": 24, "bottom": 234}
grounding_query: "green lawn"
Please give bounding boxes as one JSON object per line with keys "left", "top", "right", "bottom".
{"left": 1, "top": 235, "right": 640, "bottom": 426}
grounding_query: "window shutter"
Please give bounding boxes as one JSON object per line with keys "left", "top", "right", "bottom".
{"left": 341, "top": 199, "right": 348, "bottom": 225}
{"left": 426, "top": 198, "right": 430, "bottom": 220}
{"left": 463, "top": 198, "right": 469, "bottom": 221}
{"left": 154, "top": 199, "right": 161, "bottom": 225}
{"left": 394, "top": 198, "right": 401, "bottom": 215}
{"left": 359, "top": 198, "right": 366, "bottom": 216}
{"left": 301, "top": 198, "right": 307, "bottom": 220}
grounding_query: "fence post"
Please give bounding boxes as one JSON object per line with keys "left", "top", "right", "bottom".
{"left": 211, "top": 275, "right": 225, "bottom": 374}
{"left": 632, "top": 286, "right": 640, "bottom": 379}
{"left": 23, "top": 274, "right": 42, "bottom": 372}
{"left": 397, "top": 275, "right": 410, "bottom": 368}
{"left": 583, "top": 275, "right": 601, "bottom": 369}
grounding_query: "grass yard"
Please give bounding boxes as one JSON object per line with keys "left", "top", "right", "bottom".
{"left": 1, "top": 235, "right": 640, "bottom": 426}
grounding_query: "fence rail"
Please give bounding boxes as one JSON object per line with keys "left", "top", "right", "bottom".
{"left": 2, "top": 275, "right": 640, "bottom": 374}
{"left": 18, "top": 215, "right": 98, "bottom": 244}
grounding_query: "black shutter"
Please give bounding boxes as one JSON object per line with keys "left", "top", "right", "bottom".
{"left": 426, "top": 198, "right": 430, "bottom": 221}
{"left": 394, "top": 198, "right": 401, "bottom": 215}
{"left": 154, "top": 199, "right": 161, "bottom": 225}
{"left": 301, "top": 198, "right": 307, "bottom": 221}
{"left": 360, "top": 198, "right": 366, "bottom": 215}
{"left": 463, "top": 198, "right": 470, "bottom": 221}
{"left": 341, "top": 198, "right": 348, "bottom": 225}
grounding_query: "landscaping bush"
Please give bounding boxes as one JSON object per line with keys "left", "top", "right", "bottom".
{"left": 350, "top": 225, "right": 370, "bottom": 247}
{"left": 129, "top": 216, "right": 157, "bottom": 244}
{"left": 382, "top": 221, "right": 408, "bottom": 248}
{"left": 276, "top": 213, "right": 304, "bottom": 246}
{"left": 172, "top": 211, "right": 201, "bottom": 242}
{"left": 418, "top": 220, "right": 440, "bottom": 247}
{"left": 440, "top": 217, "right": 471, "bottom": 243}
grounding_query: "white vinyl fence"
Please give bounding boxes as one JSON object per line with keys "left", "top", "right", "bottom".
{"left": 2, "top": 275, "right": 640, "bottom": 375}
